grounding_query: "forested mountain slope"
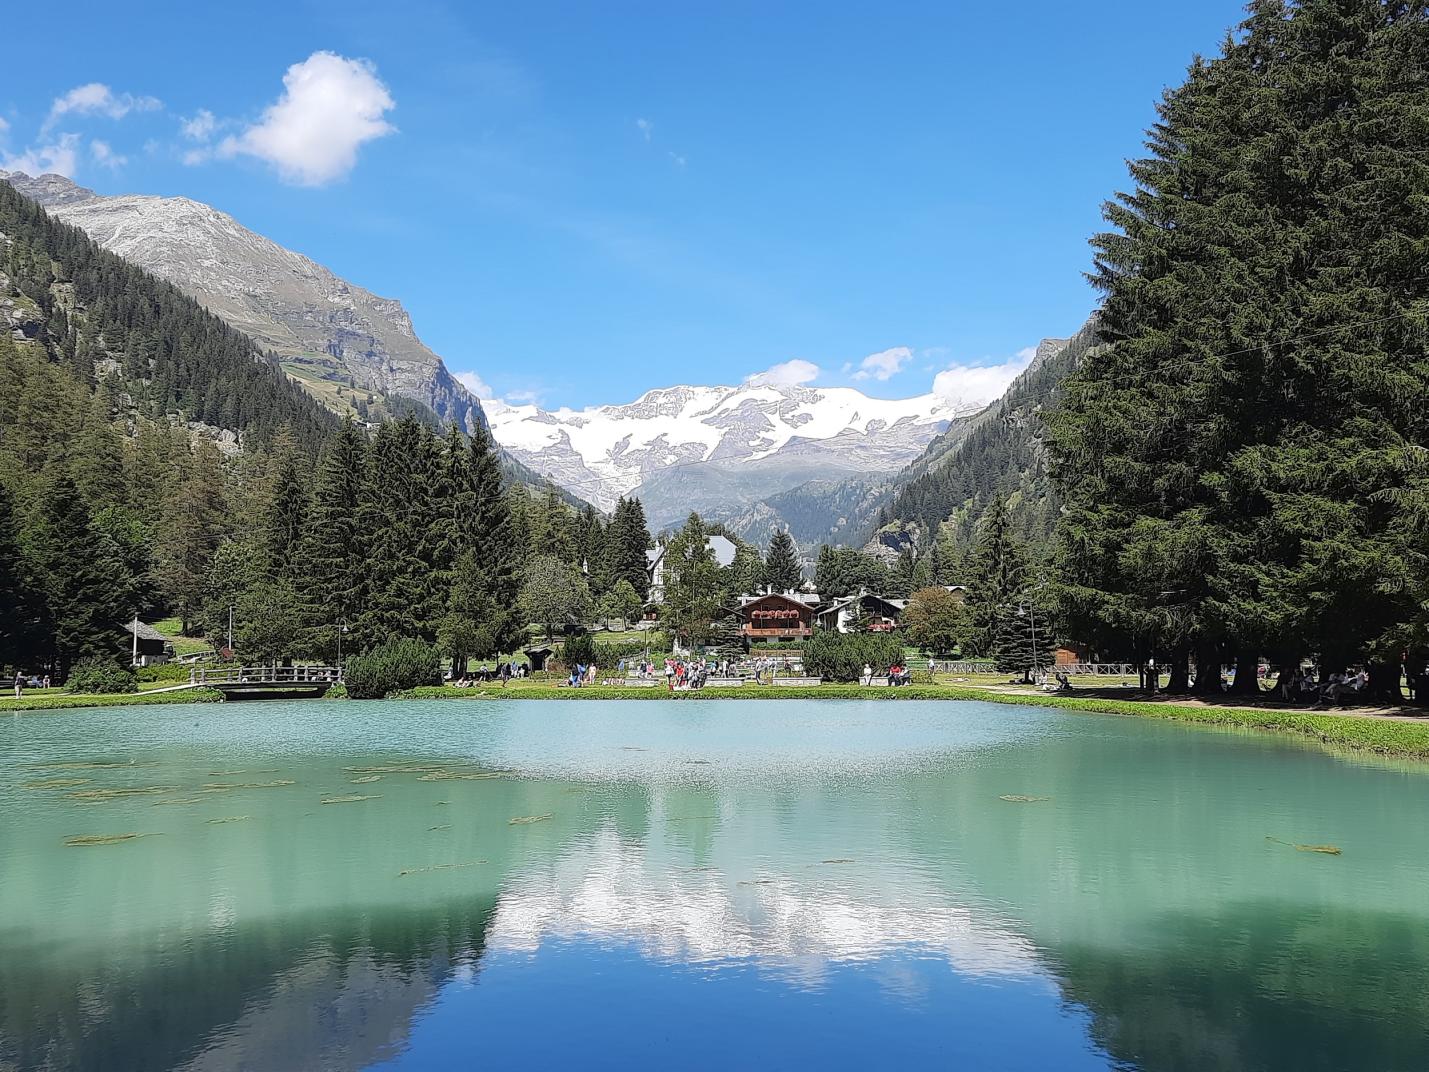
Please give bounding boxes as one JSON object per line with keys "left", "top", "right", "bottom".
{"left": 873, "top": 322, "right": 1096, "bottom": 552}
{"left": 1, "top": 169, "right": 487, "bottom": 436}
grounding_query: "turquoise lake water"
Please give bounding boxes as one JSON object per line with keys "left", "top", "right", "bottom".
{"left": 2, "top": 698, "right": 1427, "bottom": 1070}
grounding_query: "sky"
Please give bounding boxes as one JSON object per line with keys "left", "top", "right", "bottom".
{"left": 2, "top": 0, "right": 1248, "bottom": 410}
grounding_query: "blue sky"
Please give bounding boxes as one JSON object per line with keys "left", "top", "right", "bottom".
{"left": 2, "top": 0, "right": 1246, "bottom": 409}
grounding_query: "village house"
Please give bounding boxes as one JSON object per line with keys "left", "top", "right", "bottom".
{"left": 813, "top": 591, "right": 909, "bottom": 634}
{"left": 736, "top": 590, "right": 821, "bottom": 641}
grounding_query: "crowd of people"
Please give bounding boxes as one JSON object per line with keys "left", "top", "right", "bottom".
{"left": 449, "top": 661, "right": 529, "bottom": 688}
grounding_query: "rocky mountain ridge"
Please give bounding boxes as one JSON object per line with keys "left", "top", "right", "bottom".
{"left": 0, "top": 169, "right": 485, "bottom": 434}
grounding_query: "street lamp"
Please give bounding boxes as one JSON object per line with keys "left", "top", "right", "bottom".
{"left": 1016, "top": 602, "right": 1042, "bottom": 684}
{"left": 227, "top": 604, "right": 235, "bottom": 658}
{"left": 337, "top": 619, "right": 349, "bottom": 668}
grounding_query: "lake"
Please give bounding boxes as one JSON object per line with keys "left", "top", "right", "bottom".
{"left": 2, "top": 698, "right": 1427, "bottom": 1071}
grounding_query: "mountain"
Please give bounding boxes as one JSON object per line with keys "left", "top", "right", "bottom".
{"left": 0, "top": 170, "right": 486, "bottom": 435}
{"left": 872, "top": 323, "right": 1096, "bottom": 552}
{"left": 716, "top": 333, "right": 1086, "bottom": 554}
{"left": 485, "top": 383, "right": 978, "bottom": 527}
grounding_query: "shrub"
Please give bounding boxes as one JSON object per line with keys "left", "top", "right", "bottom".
{"left": 561, "top": 632, "right": 598, "bottom": 668}
{"left": 802, "top": 630, "right": 905, "bottom": 682}
{"left": 344, "top": 638, "right": 442, "bottom": 699}
{"left": 65, "top": 658, "right": 138, "bottom": 694}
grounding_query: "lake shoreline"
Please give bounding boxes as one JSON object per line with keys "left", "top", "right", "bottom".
{"left": 5, "top": 681, "right": 1426, "bottom": 760}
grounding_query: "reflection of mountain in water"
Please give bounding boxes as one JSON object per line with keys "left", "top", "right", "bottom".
{"left": 0, "top": 897, "right": 496, "bottom": 1072}
{"left": 489, "top": 828, "right": 1041, "bottom": 984}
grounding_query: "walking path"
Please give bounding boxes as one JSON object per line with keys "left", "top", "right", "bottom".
{"left": 976, "top": 683, "right": 1428, "bottom": 722}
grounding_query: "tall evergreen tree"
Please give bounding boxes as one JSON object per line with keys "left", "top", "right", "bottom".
{"left": 22, "top": 477, "right": 132, "bottom": 676}
{"left": 605, "top": 497, "right": 653, "bottom": 600}
{"left": 963, "top": 497, "right": 1026, "bottom": 657}
{"left": 296, "top": 418, "right": 369, "bottom": 657}
{"left": 764, "top": 529, "right": 802, "bottom": 592}
{"left": 1048, "top": 0, "right": 1429, "bottom": 697}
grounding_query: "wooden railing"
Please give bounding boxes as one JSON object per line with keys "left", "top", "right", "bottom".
{"left": 192, "top": 666, "right": 342, "bottom": 685}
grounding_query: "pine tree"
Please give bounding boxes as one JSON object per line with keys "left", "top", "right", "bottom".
{"left": 663, "top": 513, "right": 721, "bottom": 648}
{"left": 295, "top": 418, "right": 368, "bottom": 658}
{"left": 23, "top": 477, "right": 133, "bottom": 676}
{"left": 1048, "top": 0, "right": 1429, "bottom": 697}
{"left": 992, "top": 597, "right": 1057, "bottom": 683}
{"left": 605, "top": 497, "right": 653, "bottom": 600}
{"left": 764, "top": 529, "right": 801, "bottom": 592}
{"left": 963, "top": 497, "right": 1026, "bottom": 657}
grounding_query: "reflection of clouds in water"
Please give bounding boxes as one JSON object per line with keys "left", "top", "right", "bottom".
{"left": 488, "top": 829, "right": 1043, "bottom": 986}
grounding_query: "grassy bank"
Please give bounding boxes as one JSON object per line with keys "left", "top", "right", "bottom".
{"left": 401, "top": 681, "right": 1429, "bottom": 760}
{"left": 0, "top": 688, "right": 223, "bottom": 712}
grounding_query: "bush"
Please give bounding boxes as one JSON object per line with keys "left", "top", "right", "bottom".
{"left": 801, "top": 630, "right": 905, "bottom": 683}
{"left": 65, "top": 658, "right": 138, "bottom": 694}
{"left": 561, "top": 633, "right": 598, "bottom": 668}
{"left": 343, "top": 638, "right": 442, "bottom": 699}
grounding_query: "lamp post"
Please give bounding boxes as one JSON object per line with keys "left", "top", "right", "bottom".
{"left": 337, "top": 619, "right": 348, "bottom": 668}
{"left": 227, "top": 604, "right": 235, "bottom": 658}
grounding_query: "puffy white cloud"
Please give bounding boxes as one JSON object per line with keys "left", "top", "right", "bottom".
{"left": 218, "top": 51, "right": 395, "bottom": 186}
{"left": 90, "top": 139, "right": 127, "bottom": 169}
{"left": 851, "top": 345, "right": 912, "bottom": 382}
{"left": 636, "top": 117, "right": 653, "bottom": 141}
{"left": 454, "top": 370, "right": 494, "bottom": 399}
{"left": 746, "top": 359, "right": 821, "bottom": 388}
{"left": 1, "top": 133, "right": 81, "bottom": 178}
{"left": 0, "top": 116, "right": 9, "bottom": 135}
{"left": 180, "top": 109, "right": 217, "bottom": 142}
{"left": 931, "top": 346, "right": 1037, "bottom": 408}
{"left": 45, "top": 83, "right": 161, "bottom": 131}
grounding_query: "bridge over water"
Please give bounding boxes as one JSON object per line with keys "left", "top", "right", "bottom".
{"left": 156, "top": 666, "right": 344, "bottom": 701}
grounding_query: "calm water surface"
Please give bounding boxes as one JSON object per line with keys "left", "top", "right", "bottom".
{"left": 2, "top": 699, "right": 1427, "bottom": 1071}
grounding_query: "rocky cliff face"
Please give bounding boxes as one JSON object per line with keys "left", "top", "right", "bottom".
{"left": 0, "top": 170, "right": 485, "bottom": 433}
{"left": 486, "top": 383, "right": 977, "bottom": 524}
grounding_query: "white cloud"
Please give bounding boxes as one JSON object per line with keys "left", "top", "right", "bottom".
{"left": 1, "top": 133, "right": 81, "bottom": 178}
{"left": 745, "top": 359, "right": 821, "bottom": 388}
{"left": 90, "top": 139, "right": 126, "bottom": 169}
{"left": 636, "top": 117, "right": 653, "bottom": 141}
{"left": 45, "top": 83, "right": 161, "bottom": 131}
{"left": 454, "top": 370, "right": 494, "bottom": 399}
{"left": 218, "top": 51, "right": 395, "bottom": 186}
{"left": 851, "top": 345, "right": 912, "bottom": 382}
{"left": 668, "top": 151, "right": 686, "bottom": 168}
{"left": 931, "top": 346, "right": 1037, "bottom": 407}
{"left": 0, "top": 116, "right": 8, "bottom": 135}
{"left": 180, "top": 109, "right": 217, "bottom": 142}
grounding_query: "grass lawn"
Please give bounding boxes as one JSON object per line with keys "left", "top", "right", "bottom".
{"left": 148, "top": 618, "right": 216, "bottom": 656}
{"left": 0, "top": 689, "right": 223, "bottom": 712}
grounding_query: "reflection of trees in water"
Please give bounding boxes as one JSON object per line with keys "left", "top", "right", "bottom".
{"left": 1049, "top": 902, "right": 1429, "bottom": 1072}
{"left": 0, "top": 896, "right": 498, "bottom": 1072}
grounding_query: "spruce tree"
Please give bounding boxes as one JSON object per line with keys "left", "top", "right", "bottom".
{"left": 764, "top": 529, "right": 801, "bottom": 592}
{"left": 963, "top": 497, "right": 1026, "bottom": 657}
{"left": 295, "top": 418, "right": 369, "bottom": 658}
{"left": 1048, "top": 0, "right": 1429, "bottom": 697}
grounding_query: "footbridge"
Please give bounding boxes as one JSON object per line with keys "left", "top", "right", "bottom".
{"left": 183, "top": 666, "right": 343, "bottom": 701}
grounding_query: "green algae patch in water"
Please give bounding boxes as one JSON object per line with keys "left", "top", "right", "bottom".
{"left": 21, "top": 777, "right": 90, "bottom": 790}
{"left": 1000, "top": 794, "right": 1052, "bottom": 803}
{"left": 398, "top": 859, "right": 487, "bottom": 876}
{"left": 68, "top": 785, "right": 179, "bottom": 800}
{"left": 205, "top": 815, "right": 252, "bottom": 824}
{"left": 349, "top": 775, "right": 382, "bottom": 783}
{"left": 508, "top": 813, "right": 552, "bottom": 825}
{"left": 320, "top": 793, "right": 382, "bottom": 804}
{"left": 201, "top": 780, "right": 295, "bottom": 791}
{"left": 1266, "top": 836, "right": 1343, "bottom": 855}
{"left": 62, "top": 832, "right": 157, "bottom": 847}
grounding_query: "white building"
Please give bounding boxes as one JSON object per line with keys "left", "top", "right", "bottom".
{"left": 645, "top": 534, "right": 738, "bottom": 604}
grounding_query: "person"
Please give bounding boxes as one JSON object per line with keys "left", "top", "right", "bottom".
{"left": 861, "top": 663, "right": 873, "bottom": 686}
{"left": 500, "top": 662, "right": 510, "bottom": 688}
{"left": 13, "top": 672, "right": 22, "bottom": 700}
{"left": 927, "top": 657, "right": 936, "bottom": 679}
{"left": 41, "top": 675, "right": 50, "bottom": 689}
{"left": 666, "top": 659, "right": 675, "bottom": 691}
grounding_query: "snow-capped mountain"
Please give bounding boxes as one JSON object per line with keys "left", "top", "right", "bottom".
{"left": 0, "top": 170, "right": 485, "bottom": 434}
{"left": 487, "top": 383, "right": 979, "bottom": 524}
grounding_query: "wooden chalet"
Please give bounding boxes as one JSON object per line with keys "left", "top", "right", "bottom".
{"left": 737, "top": 592, "right": 816, "bottom": 640}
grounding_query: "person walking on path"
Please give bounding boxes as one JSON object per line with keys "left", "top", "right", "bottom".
{"left": 13, "top": 672, "right": 23, "bottom": 699}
